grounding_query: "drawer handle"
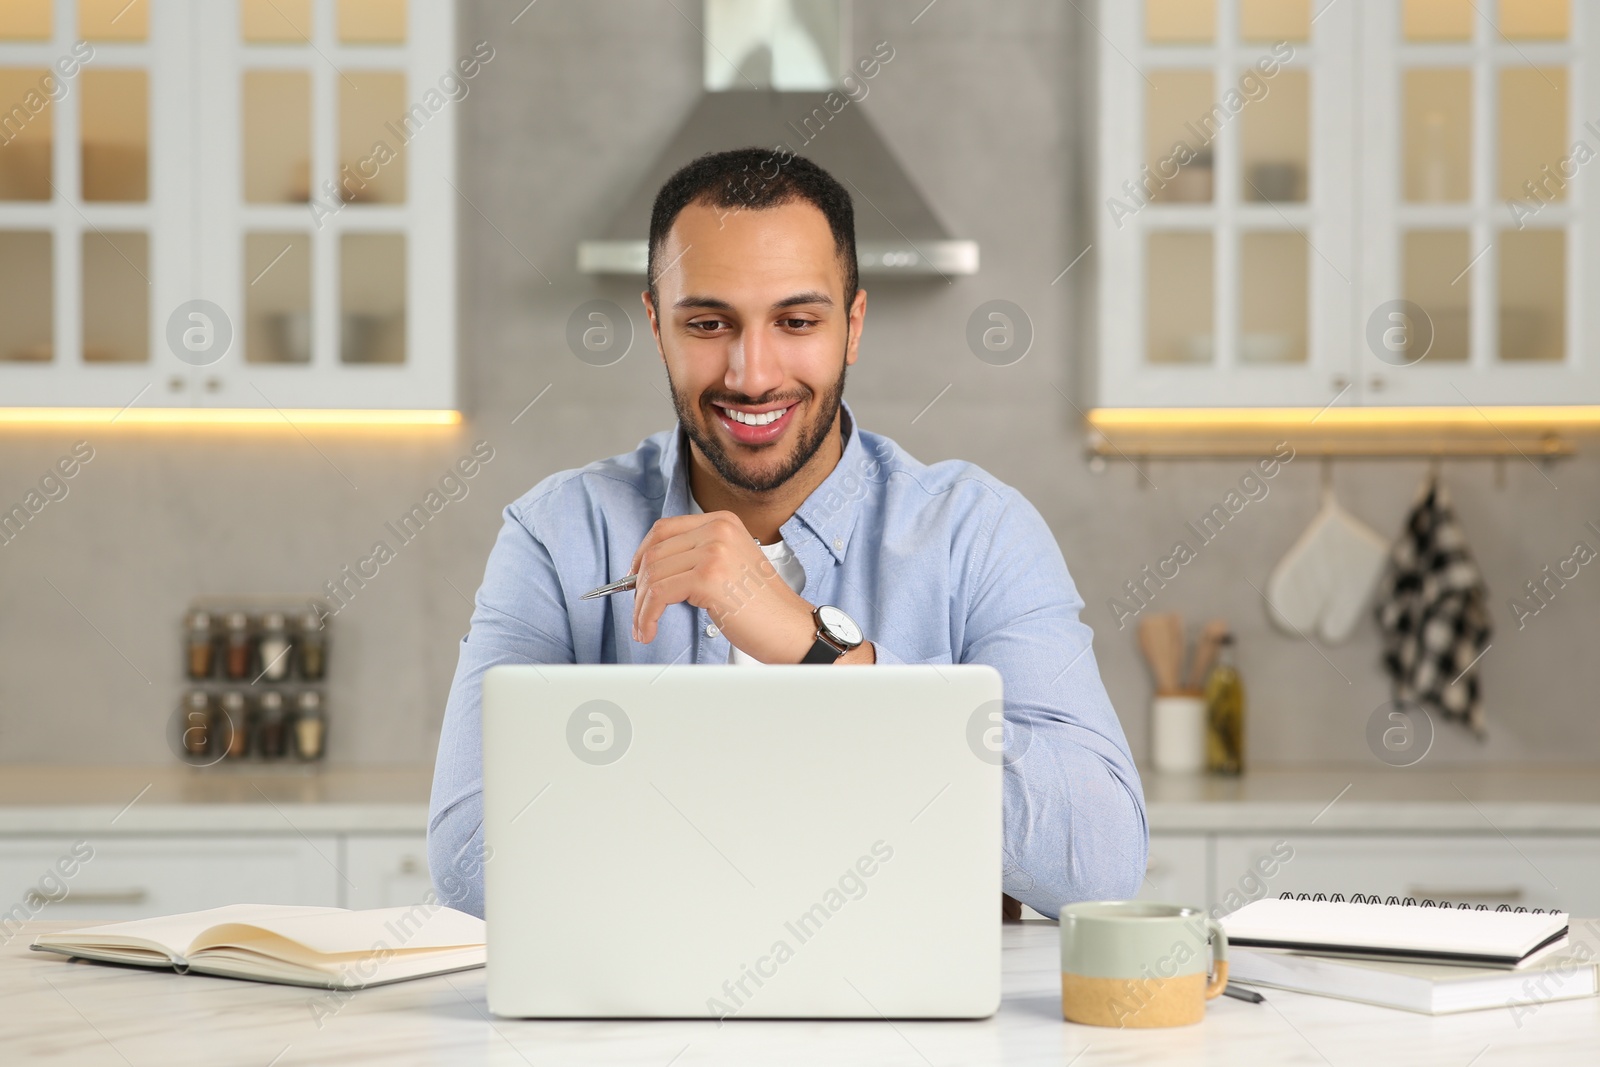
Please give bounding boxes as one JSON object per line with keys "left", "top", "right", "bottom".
{"left": 1406, "top": 887, "right": 1524, "bottom": 904}
{"left": 26, "top": 888, "right": 149, "bottom": 908}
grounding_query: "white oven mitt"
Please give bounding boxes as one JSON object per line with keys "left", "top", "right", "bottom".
{"left": 1266, "top": 488, "right": 1390, "bottom": 644}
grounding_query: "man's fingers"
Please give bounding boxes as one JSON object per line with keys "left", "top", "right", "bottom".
{"left": 631, "top": 548, "right": 700, "bottom": 637}
{"left": 634, "top": 571, "right": 696, "bottom": 643}
{"left": 631, "top": 514, "right": 717, "bottom": 575}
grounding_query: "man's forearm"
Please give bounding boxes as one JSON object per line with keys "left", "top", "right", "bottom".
{"left": 837, "top": 640, "right": 876, "bottom": 664}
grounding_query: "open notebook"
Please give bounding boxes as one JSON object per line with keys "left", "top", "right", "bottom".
{"left": 1220, "top": 895, "right": 1569, "bottom": 968}
{"left": 30, "top": 903, "right": 486, "bottom": 990}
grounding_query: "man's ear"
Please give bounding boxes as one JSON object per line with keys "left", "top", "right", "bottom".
{"left": 845, "top": 287, "right": 867, "bottom": 366}
{"left": 641, "top": 289, "right": 666, "bottom": 363}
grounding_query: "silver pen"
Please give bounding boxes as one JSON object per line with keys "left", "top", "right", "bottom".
{"left": 580, "top": 574, "right": 639, "bottom": 600}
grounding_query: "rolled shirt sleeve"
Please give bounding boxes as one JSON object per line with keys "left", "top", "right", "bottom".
{"left": 428, "top": 503, "right": 573, "bottom": 918}
{"left": 962, "top": 486, "right": 1149, "bottom": 918}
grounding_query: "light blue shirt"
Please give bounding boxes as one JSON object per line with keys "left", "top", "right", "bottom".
{"left": 429, "top": 399, "right": 1148, "bottom": 919}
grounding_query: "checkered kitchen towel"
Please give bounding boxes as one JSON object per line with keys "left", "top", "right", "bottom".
{"left": 1373, "top": 471, "right": 1491, "bottom": 736}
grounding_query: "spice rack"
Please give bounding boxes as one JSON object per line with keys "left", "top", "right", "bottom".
{"left": 175, "top": 597, "right": 329, "bottom": 767}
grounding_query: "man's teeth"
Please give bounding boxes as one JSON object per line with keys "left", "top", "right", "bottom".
{"left": 720, "top": 405, "right": 790, "bottom": 426}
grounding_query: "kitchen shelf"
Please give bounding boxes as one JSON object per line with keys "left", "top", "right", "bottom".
{"left": 1084, "top": 405, "right": 1591, "bottom": 460}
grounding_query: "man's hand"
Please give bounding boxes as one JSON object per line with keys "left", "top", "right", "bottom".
{"left": 630, "top": 511, "right": 818, "bottom": 663}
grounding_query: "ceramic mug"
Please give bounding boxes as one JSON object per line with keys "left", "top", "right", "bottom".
{"left": 1058, "top": 901, "right": 1228, "bottom": 1027}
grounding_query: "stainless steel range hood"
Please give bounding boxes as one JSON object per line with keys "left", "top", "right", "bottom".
{"left": 577, "top": 0, "right": 977, "bottom": 278}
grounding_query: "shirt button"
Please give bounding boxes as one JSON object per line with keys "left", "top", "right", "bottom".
{"left": 705, "top": 624, "right": 719, "bottom": 638}
{"left": 832, "top": 537, "right": 844, "bottom": 551}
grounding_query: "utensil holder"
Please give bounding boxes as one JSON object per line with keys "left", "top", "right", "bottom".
{"left": 1151, "top": 694, "right": 1207, "bottom": 773}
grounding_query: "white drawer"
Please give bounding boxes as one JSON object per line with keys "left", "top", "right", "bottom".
{"left": 1213, "top": 834, "right": 1600, "bottom": 916}
{"left": 1140, "top": 833, "right": 1208, "bottom": 909}
{"left": 0, "top": 835, "right": 342, "bottom": 926}
{"left": 344, "top": 834, "right": 433, "bottom": 910}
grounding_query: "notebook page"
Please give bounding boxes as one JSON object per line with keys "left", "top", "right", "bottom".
{"left": 32, "top": 904, "right": 347, "bottom": 960}
{"left": 1222, "top": 899, "right": 1567, "bottom": 957}
{"left": 187, "top": 904, "right": 485, "bottom": 959}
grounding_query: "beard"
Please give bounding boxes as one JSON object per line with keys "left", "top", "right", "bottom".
{"left": 668, "top": 349, "right": 848, "bottom": 495}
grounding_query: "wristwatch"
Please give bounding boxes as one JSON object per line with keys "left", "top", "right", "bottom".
{"left": 802, "top": 604, "right": 864, "bottom": 664}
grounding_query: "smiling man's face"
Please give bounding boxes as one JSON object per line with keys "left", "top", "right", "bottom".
{"left": 644, "top": 198, "right": 865, "bottom": 495}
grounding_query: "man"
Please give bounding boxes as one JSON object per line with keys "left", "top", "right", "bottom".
{"left": 429, "top": 147, "right": 1147, "bottom": 919}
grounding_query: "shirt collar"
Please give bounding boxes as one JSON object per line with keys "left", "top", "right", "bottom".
{"left": 659, "top": 397, "right": 868, "bottom": 565}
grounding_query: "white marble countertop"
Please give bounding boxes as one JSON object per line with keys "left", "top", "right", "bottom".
{"left": 6, "top": 917, "right": 1596, "bottom": 1065}
{"left": 1142, "top": 765, "right": 1600, "bottom": 832}
{"left": 0, "top": 765, "right": 432, "bottom": 834}
{"left": 2, "top": 764, "right": 1599, "bottom": 836}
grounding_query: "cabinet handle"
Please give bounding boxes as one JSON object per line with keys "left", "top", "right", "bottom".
{"left": 204, "top": 376, "right": 223, "bottom": 393}
{"left": 1406, "top": 887, "right": 1523, "bottom": 903}
{"left": 1368, "top": 376, "right": 1387, "bottom": 392}
{"left": 167, "top": 376, "right": 186, "bottom": 393}
{"left": 399, "top": 856, "right": 420, "bottom": 875}
{"left": 26, "top": 888, "right": 148, "bottom": 907}
{"left": 1330, "top": 375, "right": 1349, "bottom": 390}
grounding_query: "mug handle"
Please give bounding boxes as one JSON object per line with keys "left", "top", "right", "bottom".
{"left": 1203, "top": 917, "right": 1230, "bottom": 1000}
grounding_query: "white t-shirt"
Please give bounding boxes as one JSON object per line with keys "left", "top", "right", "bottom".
{"left": 687, "top": 493, "right": 806, "bottom": 664}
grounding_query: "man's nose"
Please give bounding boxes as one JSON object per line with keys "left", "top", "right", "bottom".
{"left": 726, "top": 329, "right": 783, "bottom": 398}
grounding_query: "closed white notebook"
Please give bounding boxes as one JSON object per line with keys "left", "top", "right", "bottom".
{"left": 1229, "top": 945, "right": 1598, "bottom": 1015}
{"left": 1220, "top": 897, "right": 1569, "bottom": 968}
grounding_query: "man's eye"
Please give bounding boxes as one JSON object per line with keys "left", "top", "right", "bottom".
{"left": 780, "top": 318, "right": 817, "bottom": 330}
{"left": 688, "top": 321, "right": 726, "bottom": 334}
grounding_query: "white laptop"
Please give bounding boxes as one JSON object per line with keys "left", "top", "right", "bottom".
{"left": 481, "top": 663, "right": 1003, "bottom": 1019}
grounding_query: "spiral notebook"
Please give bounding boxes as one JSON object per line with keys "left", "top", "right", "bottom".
{"left": 1220, "top": 893, "right": 1569, "bottom": 968}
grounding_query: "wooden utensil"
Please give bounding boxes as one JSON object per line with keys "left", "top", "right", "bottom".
{"left": 1138, "top": 612, "right": 1186, "bottom": 695}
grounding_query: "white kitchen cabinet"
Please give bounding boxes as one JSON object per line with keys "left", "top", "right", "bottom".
{"left": 0, "top": 834, "right": 342, "bottom": 923}
{"left": 1213, "top": 833, "right": 1600, "bottom": 917}
{"left": 344, "top": 833, "right": 434, "bottom": 911}
{"left": 1096, "top": 0, "right": 1600, "bottom": 408}
{"left": 0, "top": 0, "right": 458, "bottom": 413}
{"left": 1139, "top": 832, "right": 1209, "bottom": 907}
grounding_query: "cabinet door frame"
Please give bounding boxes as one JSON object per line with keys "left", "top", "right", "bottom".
{"left": 203, "top": 0, "right": 457, "bottom": 410}
{"left": 1097, "top": 0, "right": 1356, "bottom": 409}
{"left": 0, "top": 0, "right": 457, "bottom": 413}
{"left": 1357, "top": 0, "right": 1595, "bottom": 406}
{"left": 0, "top": 0, "right": 192, "bottom": 407}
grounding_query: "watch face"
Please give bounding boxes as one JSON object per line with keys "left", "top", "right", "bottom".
{"left": 818, "top": 605, "right": 862, "bottom": 646}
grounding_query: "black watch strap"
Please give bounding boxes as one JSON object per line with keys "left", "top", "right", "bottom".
{"left": 801, "top": 635, "right": 845, "bottom": 664}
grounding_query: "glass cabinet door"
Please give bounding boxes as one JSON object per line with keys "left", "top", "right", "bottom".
{"left": 1099, "top": 0, "right": 1354, "bottom": 407}
{"left": 0, "top": 0, "right": 457, "bottom": 414}
{"left": 207, "top": 0, "right": 454, "bottom": 410}
{"left": 1360, "top": 0, "right": 1590, "bottom": 405}
{"left": 0, "top": 0, "right": 164, "bottom": 406}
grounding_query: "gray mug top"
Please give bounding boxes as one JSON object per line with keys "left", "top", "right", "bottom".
{"left": 1058, "top": 900, "right": 1226, "bottom": 980}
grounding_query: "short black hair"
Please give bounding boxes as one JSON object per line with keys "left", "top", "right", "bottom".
{"left": 647, "top": 146, "right": 859, "bottom": 308}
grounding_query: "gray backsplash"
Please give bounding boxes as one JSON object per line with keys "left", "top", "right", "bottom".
{"left": 0, "top": 1, "right": 1594, "bottom": 767}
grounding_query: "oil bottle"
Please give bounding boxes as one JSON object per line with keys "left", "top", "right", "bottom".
{"left": 1204, "top": 632, "right": 1245, "bottom": 775}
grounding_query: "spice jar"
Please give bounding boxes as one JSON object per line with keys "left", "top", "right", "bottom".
{"left": 184, "top": 610, "right": 215, "bottom": 679}
{"left": 223, "top": 612, "right": 253, "bottom": 681}
{"left": 178, "top": 691, "right": 211, "bottom": 761}
{"left": 297, "top": 610, "right": 327, "bottom": 680}
{"left": 257, "top": 691, "right": 288, "bottom": 760}
{"left": 258, "top": 612, "right": 292, "bottom": 682}
{"left": 219, "top": 692, "right": 250, "bottom": 759}
{"left": 294, "top": 691, "right": 326, "bottom": 761}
